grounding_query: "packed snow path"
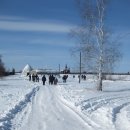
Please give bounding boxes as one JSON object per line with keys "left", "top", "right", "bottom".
{"left": 19, "top": 84, "right": 89, "bottom": 130}
{"left": 0, "top": 75, "right": 130, "bottom": 130}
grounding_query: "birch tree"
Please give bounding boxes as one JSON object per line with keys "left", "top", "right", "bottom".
{"left": 73, "top": 0, "right": 121, "bottom": 90}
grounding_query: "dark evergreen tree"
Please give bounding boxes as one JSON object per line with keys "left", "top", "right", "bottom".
{"left": 12, "top": 68, "right": 15, "bottom": 75}
{"left": 0, "top": 55, "right": 6, "bottom": 77}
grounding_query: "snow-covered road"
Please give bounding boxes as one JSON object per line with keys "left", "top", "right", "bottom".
{"left": 0, "top": 74, "right": 130, "bottom": 130}
{"left": 19, "top": 84, "right": 88, "bottom": 130}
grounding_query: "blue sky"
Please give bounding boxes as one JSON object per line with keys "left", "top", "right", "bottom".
{"left": 0, "top": 0, "right": 130, "bottom": 72}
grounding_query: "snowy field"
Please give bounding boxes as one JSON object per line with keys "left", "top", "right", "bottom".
{"left": 0, "top": 74, "right": 130, "bottom": 130}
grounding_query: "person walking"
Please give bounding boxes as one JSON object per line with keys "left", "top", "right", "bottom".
{"left": 32, "top": 74, "right": 35, "bottom": 82}
{"left": 29, "top": 73, "right": 31, "bottom": 81}
{"left": 35, "top": 74, "right": 39, "bottom": 82}
{"left": 42, "top": 75, "right": 46, "bottom": 85}
{"left": 54, "top": 77, "right": 58, "bottom": 85}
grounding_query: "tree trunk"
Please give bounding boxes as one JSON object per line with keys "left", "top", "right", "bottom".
{"left": 97, "top": 71, "right": 102, "bottom": 91}
{"left": 97, "top": 53, "right": 103, "bottom": 91}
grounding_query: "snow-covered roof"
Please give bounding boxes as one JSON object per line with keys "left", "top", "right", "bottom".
{"left": 22, "top": 64, "right": 33, "bottom": 75}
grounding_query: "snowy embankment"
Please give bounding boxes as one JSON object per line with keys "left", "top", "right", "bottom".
{"left": 0, "top": 74, "right": 39, "bottom": 129}
{"left": 0, "top": 74, "right": 130, "bottom": 130}
{"left": 57, "top": 75, "right": 130, "bottom": 130}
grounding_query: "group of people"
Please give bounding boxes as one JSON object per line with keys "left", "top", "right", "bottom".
{"left": 81, "top": 75, "right": 86, "bottom": 80}
{"left": 77, "top": 74, "right": 86, "bottom": 80}
{"left": 42, "top": 74, "right": 58, "bottom": 85}
{"left": 49, "top": 75, "right": 58, "bottom": 85}
{"left": 28, "top": 73, "right": 88, "bottom": 86}
{"left": 29, "top": 73, "right": 39, "bottom": 82}
{"left": 28, "top": 73, "right": 58, "bottom": 85}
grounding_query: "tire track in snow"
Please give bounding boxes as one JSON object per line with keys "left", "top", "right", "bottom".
{"left": 44, "top": 85, "right": 90, "bottom": 130}
{"left": 0, "top": 86, "right": 39, "bottom": 130}
{"left": 54, "top": 86, "right": 102, "bottom": 129}
{"left": 112, "top": 102, "right": 130, "bottom": 123}
{"left": 112, "top": 103, "right": 130, "bottom": 130}
{"left": 80, "top": 95, "right": 130, "bottom": 114}
{"left": 25, "top": 85, "right": 91, "bottom": 130}
{"left": 58, "top": 97, "right": 102, "bottom": 129}
{"left": 76, "top": 94, "right": 130, "bottom": 129}
{"left": 113, "top": 102, "right": 130, "bottom": 130}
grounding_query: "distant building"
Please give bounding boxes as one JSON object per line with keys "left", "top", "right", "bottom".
{"left": 22, "top": 64, "right": 33, "bottom": 76}
{"left": 61, "top": 65, "right": 70, "bottom": 74}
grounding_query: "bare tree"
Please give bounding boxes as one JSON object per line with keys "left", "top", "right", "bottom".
{"left": 72, "top": 0, "right": 121, "bottom": 90}
{"left": 0, "top": 55, "right": 6, "bottom": 77}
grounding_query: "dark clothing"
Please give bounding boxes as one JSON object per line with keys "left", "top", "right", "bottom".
{"left": 42, "top": 75, "right": 46, "bottom": 85}
{"left": 32, "top": 74, "right": 35, "bottom": 82}
{"left": 29, "top": 74, "right": 31, "bottom": 81}
{"left": 35, "top": 74, "right": 39, "bottom": 82}
{"left": 54, "top": 78, "right": 58, "bottom": 85}
{"left": 49, "top": 75, "right": 55, "bottom": 85}
{"left": 62, "top": 75, "right": 68, "bottom": 83}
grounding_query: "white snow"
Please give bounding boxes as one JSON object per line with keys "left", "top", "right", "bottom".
{"left": 0, "top": 74, "right": 130, "bottom": 130}
{"left": 22, "top": 64, "right": 33, "bottom": 75}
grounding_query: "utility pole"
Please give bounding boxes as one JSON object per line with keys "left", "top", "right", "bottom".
{"left": 58, "top": 64, "right": 61, "bottom": 78}
{"left": 59, "top": 64, "right": 60, "bottom": 73}
{"left": 79, "top": 52, "right": 81, "bottom": 83}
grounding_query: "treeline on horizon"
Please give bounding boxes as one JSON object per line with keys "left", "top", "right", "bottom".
{"left": 0, "top": 55, "right": 15, "bottom": 77}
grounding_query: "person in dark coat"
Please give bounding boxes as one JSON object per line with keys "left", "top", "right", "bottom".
{"left": 49, "top": 75, "right": 55, "bottom": 85}
{"left": 54, "top": 77, "right": 58, "bottom": 85}
{"left": 29, "top": 73, "right": 31, "bottom": 81}
{"left": 83, "top": 75, "right": 86, "bottom": 80}
{"left": 51, "top": 75, "right": 55, "bottom": 84}
{"left": 62, "top": 75, "right": 68, "bottom": 83}
{"left": 49, "top": 75, "right": 51, "bottom": 85}
{"left": 35, "top": 74, "right": 39, "bottom": 82}
{"left": 32, "top": 74, "right": 35, "bottom": 82}
{"left": 42, "top": 75, "right": 46, "bottom": 85}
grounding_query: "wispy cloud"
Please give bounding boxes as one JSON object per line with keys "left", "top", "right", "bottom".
{"left": 0, "top": 49, "right": 27, "bottom": 55}
{"left": 28, "top": 38, "right": 75, "bottom": 47}
{"left": 0, "top": 15, "right": 26, "bottom": 21}
{"left": 0, "top": 18, "right": 75, "bottom": 33}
